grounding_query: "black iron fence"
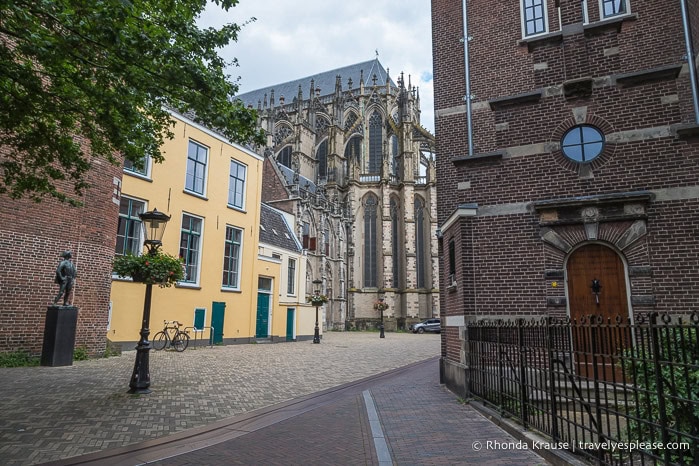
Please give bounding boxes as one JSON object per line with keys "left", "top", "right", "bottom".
{"left": 466, "top": 313, "right": 699, "bottom": 465}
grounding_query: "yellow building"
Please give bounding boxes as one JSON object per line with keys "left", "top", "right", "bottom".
{"left": 109, "top": 110, "right": 309, "bottom": 347}
{"left": 257, "top": 203, "right": 318, "bottom": 342}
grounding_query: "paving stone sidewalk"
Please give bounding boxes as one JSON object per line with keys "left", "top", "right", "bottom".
{"left": 0, "top": 332, "right": 440, "bottom": 465}
{"left": 142, "top": 357, "right": 548, "bottom": 466}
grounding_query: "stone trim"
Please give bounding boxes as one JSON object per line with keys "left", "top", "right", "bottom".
{"left": 614, "top": 64, "right": 683, "bottom": 88}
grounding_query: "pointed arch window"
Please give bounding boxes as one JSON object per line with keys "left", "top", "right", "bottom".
{"left": 345, "top": 136, "right": 361, "bottom": 162}
{"left": 364, "top": 194, "right": 379, "bottom": 287}
{"left": 368, "top": 111, "right": 382, "bottom": 174}
{"left": 414, "top": 196, "right": 426, "bottom": 288}
{"left": 390, "top": 198, "right": 400, "bottom": 287}
{"left": 277, "top": 146, "right": 292, "bottom": 168}
{"left": 317, "top": 140, "right": 328, "bottom": 180}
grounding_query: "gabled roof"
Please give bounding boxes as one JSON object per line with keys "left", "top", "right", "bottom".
{"left": 236, "top": 58, "right": 395, "bottom": 108}
{"left": 259, "top": 204, "right": 301, "bottom": 253}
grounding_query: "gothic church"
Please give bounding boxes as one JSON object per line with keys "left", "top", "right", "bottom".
{"left": 237, "top": 58, "right": 439, "bottom": 330}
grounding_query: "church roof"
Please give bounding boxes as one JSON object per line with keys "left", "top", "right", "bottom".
{"left": 259, "top": 204, "right": 301, "bottom": 253}
{"left": 236, "top": 58, "right": 396, "bottom": 108}
{"left": 277, "top": 164, "right": 318, "bottom": 195}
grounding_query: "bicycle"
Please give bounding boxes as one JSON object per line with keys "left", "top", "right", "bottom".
{"left": 152, "top": 320, "right": 190, "bottom": 352}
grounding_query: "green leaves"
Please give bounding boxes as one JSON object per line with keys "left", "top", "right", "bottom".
{"left": 0, "top": 0, "right": 264, "bottom": 203}
{"left": 113, "top": 251, "right": 185, "bottom": 287}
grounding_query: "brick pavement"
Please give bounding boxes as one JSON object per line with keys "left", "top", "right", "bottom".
{"left": 118, "top": 356, "right": 548, "bottom": 465}
{"left": 0, "top": 332, "right": 439, "bottom": 465}
{"left": 0, "top": 332, "right": 552, "bottom": 465}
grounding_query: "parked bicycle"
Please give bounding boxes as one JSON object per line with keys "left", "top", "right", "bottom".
{"left": 152, "top": 320, "right": 190, "bottom": 352}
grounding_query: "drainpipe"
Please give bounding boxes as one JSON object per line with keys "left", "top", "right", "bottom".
{"left": 680, "top": 0, "right": 699, "bottom": 123}
{"left": 461, "top": 0, "right": 474, "bottom": 156}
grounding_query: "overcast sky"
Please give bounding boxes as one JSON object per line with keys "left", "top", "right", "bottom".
{"left": 199, "top": 0, "right": 435, "bottom": 133}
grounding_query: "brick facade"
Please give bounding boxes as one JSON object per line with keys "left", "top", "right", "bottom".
{"left": 432, "top": 0, "right": 699, "bottom": 394}
{"left": 0, "top": 145, "right": 122, "bottom": 356}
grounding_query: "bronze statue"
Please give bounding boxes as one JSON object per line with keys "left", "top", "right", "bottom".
{"left": 54, "top": 251, "right": 77, "bottom": 306}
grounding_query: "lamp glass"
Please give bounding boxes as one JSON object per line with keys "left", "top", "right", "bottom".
{"left": 139, "top": 209, "right": 171, "bottom": 243}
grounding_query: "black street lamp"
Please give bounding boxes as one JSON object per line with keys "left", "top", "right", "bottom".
{"left": 312, "top": 279, "right": 322, "bottom": 344}
{"left": 375, "top": 289, "right": 388, "bottom": 339}
{"left": 378, "top": 298, "right": 386, "bottom": 339}
{"left": 128, "top": 209, "right": 171, "bottom": 394}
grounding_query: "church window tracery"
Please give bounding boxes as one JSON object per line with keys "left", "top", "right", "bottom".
{"left": 368, "top": 111, "right": 383, "bottom": 174}
{"left": 414, "top": 196, "right": 426, "bottom": 288}
{"left": 363, "top": 194, "right": 379, "bottom": 288}
{"left": 277, "top": 146, "right": 292, "bottom": 168}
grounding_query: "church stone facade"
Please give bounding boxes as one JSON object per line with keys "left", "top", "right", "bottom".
{"left": 237, "top": 59, "right": 439, "bottom": 330}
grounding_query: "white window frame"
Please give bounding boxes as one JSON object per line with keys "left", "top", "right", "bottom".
{"left": 222, "top": 225, "right": 243, "bottom": 290}
{"left": 116, "top": 196, "right": 146, "bottom": 257}
{"left": 123, "top": 155, "right": 151, "bottom": 179}
{"left": 179, "top": 213, "right": 204, "bottom": 286}
{"left": 598, "top": 0, "right": 630, "bottom": 20}
{"left": 287, "top": 257, "right": 297, "bottom": 296}
{"left": 521, "top": 0, "right": 549, "bottom": 38}
{"left": 228, "top": 159, "right": 247, "bottom": 210}
{"left": 185, "top": 139, "right": 209, "bottom": 196}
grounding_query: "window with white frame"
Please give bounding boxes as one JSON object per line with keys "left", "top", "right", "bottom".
{"left": 600, "top": 0, "right": 628, "bottom": 18}
{"left": 124, "top": 155, "right": 150, "bottom": 177}
{"left": 287, "top": 258, "right": 296, "bottom": 295}
{"left": 179, "top": 214, "right": 203, "bottom": 283}
{"left": 116, "top": 197, "right": 145, "bottom": 256}
{"left": 185, "top": 140, "right": 208, "bottom": 195}
{"left": 228, "top": 159, "right": 246, "bottom": 209}
{"left": 521, "top": 0, "right": 548, "bottom": 37}
{"left": 222, "top": 225, "right": 242, "bottom": 289}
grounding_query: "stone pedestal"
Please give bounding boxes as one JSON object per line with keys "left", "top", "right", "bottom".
{"left": 41, "top": 306, "right": 78, "bottom": 367}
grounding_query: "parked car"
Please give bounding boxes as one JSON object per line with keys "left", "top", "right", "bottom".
{"left": 410, "top": 318, "right": 441, "bottom": 334}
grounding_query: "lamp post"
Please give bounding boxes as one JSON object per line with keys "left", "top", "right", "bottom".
{"left": 128, "top": 209, "right": 171, "bottom": 394}
{"left": 378, "top": 298, "right": 386, "bottom": 339}
{"left": 312, "top": 279, "right": 322, "bottom": 344}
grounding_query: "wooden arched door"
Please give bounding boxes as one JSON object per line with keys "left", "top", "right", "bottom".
{"left": 567, "top": 243, "right": 628, "bottom": 321}
{"left": 566, "top": 243, "right": 629, "bottom": 381}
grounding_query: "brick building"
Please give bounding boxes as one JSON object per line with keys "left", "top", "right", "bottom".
{"left": 0, "top": 146, "right": 122, "bottom": 356}
{"left": 432, "top": 0, "right": 699, "bottom": 392}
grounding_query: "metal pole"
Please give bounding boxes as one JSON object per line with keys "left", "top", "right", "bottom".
{"left": 680, "top": 0, "right": 699, "bottom": 123}
{"left": 313, "top": 305, "right": 321, "bottom": 344}
{"left": 379, "top": 308, "right": 385, "bottom": 338}
{"left": 462, "top": 0, "right": 474, "bottom": 156}
{"left": 129, "top": 281, "right": 153, "bottom": 394}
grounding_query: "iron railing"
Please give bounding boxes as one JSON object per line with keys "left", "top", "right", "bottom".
{"left": 466, "top": 313, "right": 699, "bottom": 465}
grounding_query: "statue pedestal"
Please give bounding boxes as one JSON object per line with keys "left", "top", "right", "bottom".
{"left": 41, "top": 306, "right": 79, "bottom": 367}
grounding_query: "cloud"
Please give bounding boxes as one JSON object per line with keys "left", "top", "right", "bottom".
{"left": 199, "top": 0, "right": 434, "bottom": 132}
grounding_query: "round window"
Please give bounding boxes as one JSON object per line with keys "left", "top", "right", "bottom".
{"left": 561, "top": 125, "right": 605, "bottom": 162}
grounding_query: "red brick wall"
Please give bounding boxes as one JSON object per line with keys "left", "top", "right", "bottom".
{"left": 0, "top": 147, "right": 122, "bottom": 356}
{"left": 433, "top": 0, "right": 699, "bottom": 373}
{"left": 260, "top": 157, "right": 294, "bottom": 213}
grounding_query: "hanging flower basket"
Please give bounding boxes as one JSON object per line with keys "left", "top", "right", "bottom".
{"left": 374, "top": 300, "right": 389, "bottom": 312}
{"left": 113, "top": 252, "right": 185, "bottom": 287}
{"left": 307, "top": 294, "right": 329, "bottom": 306}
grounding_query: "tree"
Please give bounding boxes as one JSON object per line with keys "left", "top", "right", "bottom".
{"left": 0, "top": 0, "right": 264, "bottom": 204}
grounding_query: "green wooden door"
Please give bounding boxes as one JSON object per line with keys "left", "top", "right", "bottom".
{"left": 286, "top": 308, "right": 295, "bottom": 341}
{"left": 211, "top": 302, "right": 225, "bottom": 344}
{"left": 255, "top": 293, "right": 270, "bottom": 338}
